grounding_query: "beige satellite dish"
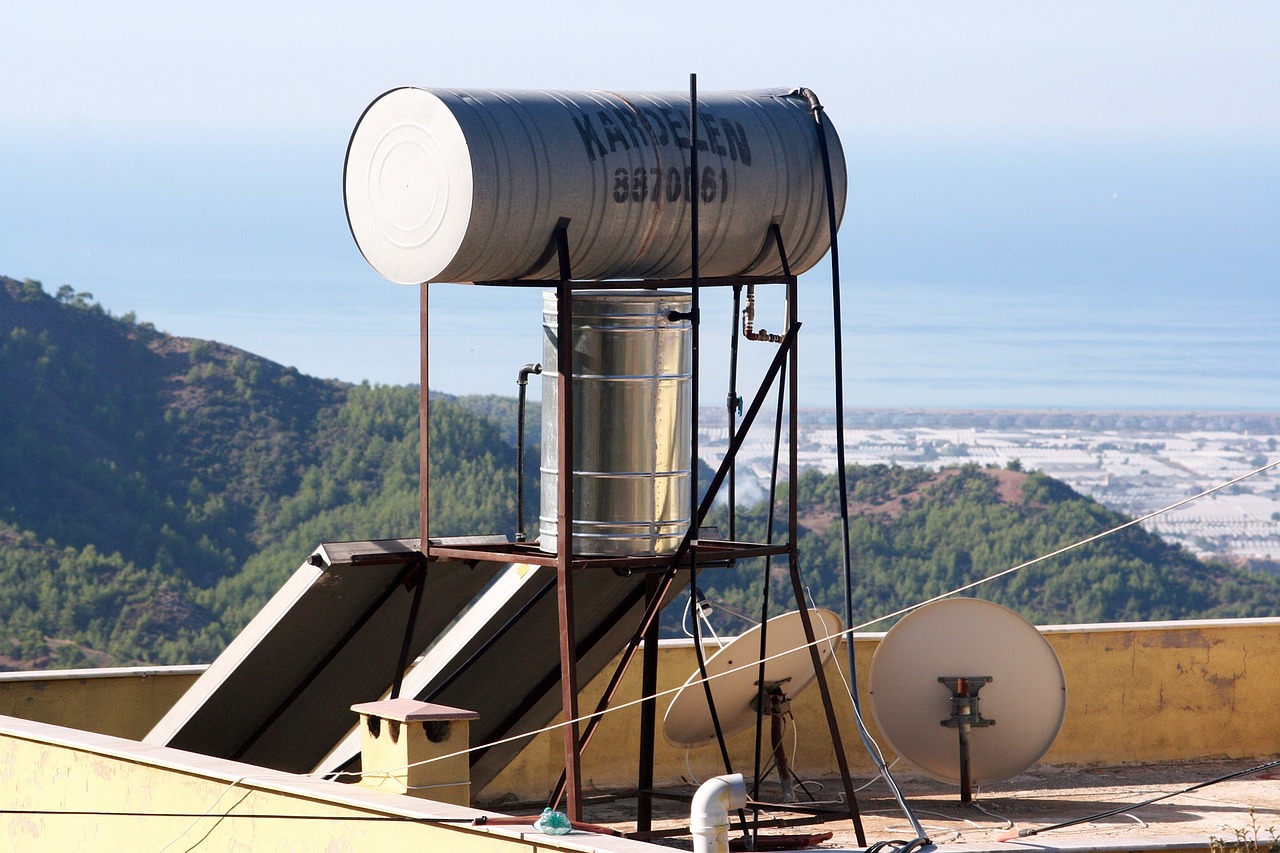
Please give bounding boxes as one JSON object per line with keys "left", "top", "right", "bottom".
{"left": 868, "top": 598, "right": 1066, "bottom": 794}
{"left": 663, "top": 608, "right": 843, "bottom": 801}
{"left": 663, "top": 608, "right": 843, "bottom": 749}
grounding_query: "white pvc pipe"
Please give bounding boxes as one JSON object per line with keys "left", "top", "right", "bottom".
{"left": 690, "top": 772, "right": 748, "bottom": 853}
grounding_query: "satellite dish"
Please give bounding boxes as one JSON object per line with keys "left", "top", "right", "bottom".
{"left": 663, "top": 608, "right": 843, "bottom": 749}
{"left": 868, "top": 598, "right": 1066, "bottom": 788}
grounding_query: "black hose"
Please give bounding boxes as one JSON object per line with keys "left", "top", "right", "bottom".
{"left": 797, "top": 86, "right": 930, "bottom": 845}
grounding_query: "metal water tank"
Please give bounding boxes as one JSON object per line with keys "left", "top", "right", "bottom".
{"left": 344, "top": 87, "right": 845, "bottom": 284}
{"left": 539, "top": 290, "right": 691, "bottom": 556}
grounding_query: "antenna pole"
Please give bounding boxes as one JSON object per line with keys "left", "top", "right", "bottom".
{"left": 553, "top": 224, "right": 583, "bottom": 821}
{"left": 686, "top": 70, "right": 737, "bottom": 784}
{"left": 419, "top": 284, "right": 430, "bottom": 552}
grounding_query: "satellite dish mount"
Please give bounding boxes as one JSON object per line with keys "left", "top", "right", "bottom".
{"left": 938, "top": 675, "right": 995, "bottom": 803}
{"left": 753, "top": 677, "right": 796, "bottom": 802}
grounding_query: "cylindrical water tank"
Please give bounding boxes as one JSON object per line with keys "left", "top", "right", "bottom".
{"left": 344, "top": 87, "right": 844, "bottom": 285}
{"left": 539, "top": 291, "right": 691, "bottom": 556}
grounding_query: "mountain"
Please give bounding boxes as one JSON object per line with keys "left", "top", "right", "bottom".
{"left": 693, "top": 464, "right": 1280, "bottom": 630}
{"left": 0, "top": 277, "right": 523, "bottom": 667}
{"left": 2, "top": 275, "right": 1276, "bottom": 669}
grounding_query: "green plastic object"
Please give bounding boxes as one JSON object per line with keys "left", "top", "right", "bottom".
{"left": 536, "top": 808, "right": 572, "bottom": 836}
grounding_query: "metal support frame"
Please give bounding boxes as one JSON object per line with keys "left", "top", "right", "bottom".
{"left": 636, "top": 574, "right": 662, "bottom": 832}
{"left": 553, "top": 224, "right": 585, "bottom": 821}
{"left": 416, "top": 285, "right": 863, "bottom": 840}
{"left": 415, "top": 185, "right": 865, "bottom": 843}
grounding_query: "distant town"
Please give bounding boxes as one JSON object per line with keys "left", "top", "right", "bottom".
{"left": 697, "top": 409, "right": 1280, "bottom": 568}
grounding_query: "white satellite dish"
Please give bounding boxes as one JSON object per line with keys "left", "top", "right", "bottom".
{"left": 868, "top": 598, "right": 1066, "bottom": 792}
{"left": 663, "top": 608, "right": 843, "bottom": 801}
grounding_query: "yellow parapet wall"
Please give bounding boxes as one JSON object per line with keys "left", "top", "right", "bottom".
{"left": 1042, "top": 619, "right": 1280, "bottom": 765}
{"left": 0, "top": 665, "right": 204, "bottom": 739}
{"left": 480, "top": 617, "right": 1280, "bottom": 801}
{"left": 1, "top": 618, "right": 1277, "bottom": 807}
{"left": 0, "top": 715, "right": 659, "bottom": 852}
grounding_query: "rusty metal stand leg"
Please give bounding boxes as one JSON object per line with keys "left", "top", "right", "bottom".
{"left": 636, "top": 575, "right": 661, "bottom": 833}
{"left": 556, "top": 560, "right": 582, "bottom": 821}
{"left": 553, "top": 226, "right": 584, "bottom": 822}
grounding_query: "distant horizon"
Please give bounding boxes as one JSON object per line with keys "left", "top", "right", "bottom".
{"left": 5, "top": 3, "right": 1276, "bottom": 413}
{"left": 10, "top": 270, "right": 1278, "bottom": 419}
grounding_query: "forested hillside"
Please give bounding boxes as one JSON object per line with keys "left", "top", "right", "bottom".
{"left": 0, "top": 277, "right": 526, "bottom": 666}
{"left": 694, "top": 465, "right": 1280, "bottom": 632}
{"left": 2, "top": 275, "right": 1277, "bottom": 669}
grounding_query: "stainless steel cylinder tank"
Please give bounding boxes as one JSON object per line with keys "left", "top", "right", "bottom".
{"left": 344, "top": 87, "right": 845, "bottom": 284}
{"left": 539, "top": 291, "right": 691, "bottom": 556}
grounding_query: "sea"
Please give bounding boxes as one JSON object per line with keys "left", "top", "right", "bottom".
{"left": 3, "top": 127, "right": 1277, "bottom": 412}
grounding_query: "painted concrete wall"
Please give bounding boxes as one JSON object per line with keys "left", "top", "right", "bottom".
{"left": 2, "top": 619, "right": 1277, "bottom": 809}
{"left": 0, "top": 666, "right": 203, "bottom": 739}
{"left": 1042, "top": 619, "right": 1280, "bottom": 765}
{"left": 480, "top": 618, "right": 1280, "bottom": 801}
{"left": 0, "top": 715, "right": 660, "bottom": 852}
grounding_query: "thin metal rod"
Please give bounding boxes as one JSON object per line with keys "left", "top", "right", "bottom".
{"left": 553, "top": 225, "right": 583, "bottom": 821}
{"left": 728, "top": 284, "right": 742, "bottom": 542}
{"left": 420, "top": 284, "right": 430, "bottom": 552}
{"left": 694, "top": 322, "right": 799, "bottom": 526}
{"left": 751, "top": 353, "right": 787, "bottom": 842}
{"left": 687, "top": 68, "right": 736, "bottom": 787}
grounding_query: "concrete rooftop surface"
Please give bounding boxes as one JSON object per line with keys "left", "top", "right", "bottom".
{"left": 579, "top": 760, "right": 1280, "bottom": 851}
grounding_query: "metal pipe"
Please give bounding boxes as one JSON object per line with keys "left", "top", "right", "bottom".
{"left": 958, "top": 686, "right": 974, "bottom": 803}
{"left": 688, "top": 68, "right": 736, "bottom": 791}
{"left": 727, "top": 284, "right": 742, "bottom": 541}
{"left": 515, "top": 362, "right": 542, "bottom": 542}
{"left": 741, "top": 285, "right": 783, "bottom": 343}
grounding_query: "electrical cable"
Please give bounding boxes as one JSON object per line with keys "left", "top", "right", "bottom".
{"left": 797, "top": 84, "right": 931, "bottom": 847}
{"left": 705, "top": 598, "right": 761, "bottom": 628}
{"left": 967, "top": 800, "right": 1014, "bottom": 828}
{"left": 285, "top": 454, "right": 1280, "bottom": 788}
{"left": 149, "top": 450, "right": 1280, "bottom": 839}
{"left": 300, "top": 455, "right": 1280, "bottom": 786}
{"left": 157, "top": 776, "right": 253, "bottom": 852}
{"left": 854, "top": 759, "right": 901, "bottom": 794}
{"left": 0, "top": 809, "right": 475, "bottom": 822}
{"left": 683, "top": 748, "right": 704, "bottom": 786}
{"left": 853, "top": 455, "right": 1280, "bottom": 634}
{"left": 998, "top": 757, "right": 1280, "bottom": 841}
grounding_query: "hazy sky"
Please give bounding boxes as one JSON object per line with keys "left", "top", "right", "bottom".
{"left": 3, "top": 2, "right": 1278, "bottom": 409}
{"left": 7, "top": 2, "right": 1277, "bottom": 134}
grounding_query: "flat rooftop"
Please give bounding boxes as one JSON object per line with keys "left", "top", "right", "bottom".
{"left": 567, "top": 760, "right": 1280, "bottom": 851}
